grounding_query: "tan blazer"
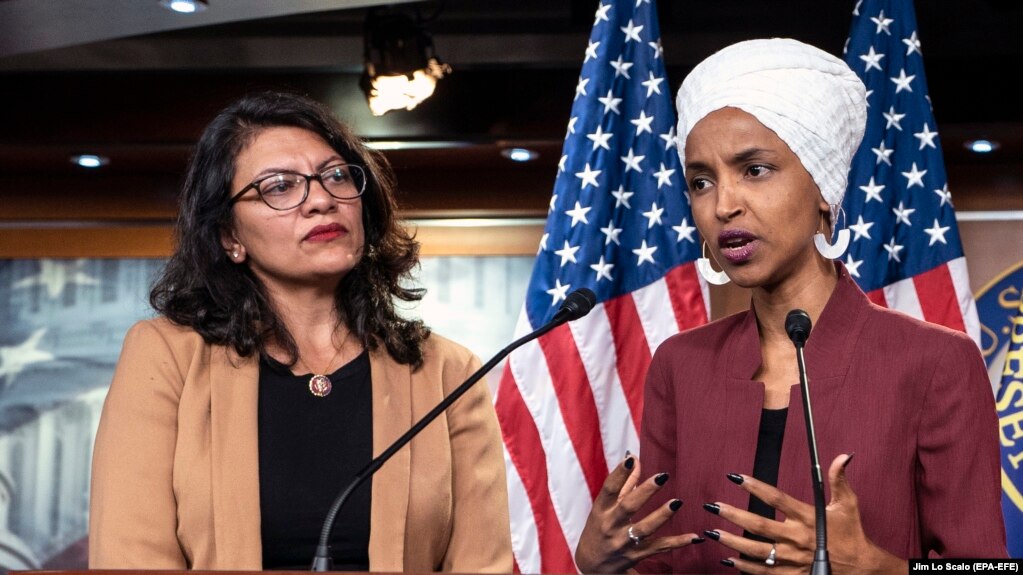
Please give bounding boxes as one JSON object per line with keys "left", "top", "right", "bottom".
{"left": 89, "top": 318, "right": 513, "bottom": 572}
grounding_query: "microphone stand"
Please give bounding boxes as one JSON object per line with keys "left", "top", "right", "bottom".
{"left": 310, "top": 289, "right": 597, "bottom": 571}
{"left": 786, "top": 310, "right": 830, "bottom": 575}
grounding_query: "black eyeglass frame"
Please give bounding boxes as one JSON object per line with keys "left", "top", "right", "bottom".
{"left": 228, "top": 164, "right": 368, "bottom": 211}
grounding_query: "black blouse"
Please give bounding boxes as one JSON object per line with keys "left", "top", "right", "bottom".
{"left": 742, "top": 408, "right": 788, "bottom": 552}
{"left": 257, "top": 350, "right": 373, "bottom": 570}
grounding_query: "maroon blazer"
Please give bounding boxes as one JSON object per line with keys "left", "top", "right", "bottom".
{"left": 637, "top": 267, "right": 1007, "bottom": 572}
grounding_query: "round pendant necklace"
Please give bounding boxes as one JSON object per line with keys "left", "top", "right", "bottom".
{"left": 301, "top": 334, "right": 347, "bottom": 398}
{"left": 308, "top": 373, "right": 333, "bottom": 397}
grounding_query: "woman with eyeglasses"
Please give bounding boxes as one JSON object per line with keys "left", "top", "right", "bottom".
{"left": 88, "top": 91, "right": 513, "bottom": 572}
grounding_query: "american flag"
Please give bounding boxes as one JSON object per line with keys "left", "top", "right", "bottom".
{"left": 493, "top": 1, "right": 708, "bottom": 572}
{"left": 842, "top": 0, "right": 980, "bottom": 341}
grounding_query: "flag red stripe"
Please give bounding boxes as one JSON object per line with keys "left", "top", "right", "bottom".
{"left": 603, "top": 294, "right": 650, "bottom": 434}
{"left": 664, "top": 262, "right": 709, "bottom": 330}
{"left": 536, "top": 325, "right": 609, "bottom": 499}
{"left": 912, "top": 264, "right": 967, "bottom": 333}
{"left": 866, "top": 288, "right": 887, "bottom": 307}
{"left": 495, "top": 367, "right": 576, "bottom": 573}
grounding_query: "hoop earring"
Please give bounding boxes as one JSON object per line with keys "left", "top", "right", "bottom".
{"left": 814, "top": 205, "right": 850, "bottom": 260}
{"left": 697, "top": 241, "right": 730, "bottom": 285}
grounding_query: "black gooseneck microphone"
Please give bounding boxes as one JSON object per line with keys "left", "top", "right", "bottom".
{"left": 784, "top": 309, "right": 830, "bottom": 575}
{"left": 310, "top": 288, "right": 598, "bottom": 571}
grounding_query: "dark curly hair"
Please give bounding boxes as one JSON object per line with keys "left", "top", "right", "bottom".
{"left": 150, "top": 90, "right": 430, "bottom": 368}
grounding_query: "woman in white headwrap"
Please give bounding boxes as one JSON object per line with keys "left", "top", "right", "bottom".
{"left": 574, "top": 38, "right": 1006, "bottom": 574}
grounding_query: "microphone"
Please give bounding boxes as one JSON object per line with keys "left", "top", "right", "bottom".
{"left": 550, "top": 286, "right": 598, "bottom": 324}
{"left": 784, "top": 309, "right": 830, "bottom": 575}
{"left": 785, "top": 309, "right": 811, "bottom": 346}
{"left": 311, "top": 288, "right": 598, "bottom": 571}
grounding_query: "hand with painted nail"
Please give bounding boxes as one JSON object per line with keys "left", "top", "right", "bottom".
{"left": 706, "top": 453, "right": 906, "bottom": 575}
{"left": 574, "top": 455, "right": 702, "bottom": 573}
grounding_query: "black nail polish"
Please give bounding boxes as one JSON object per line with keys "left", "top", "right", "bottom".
{"left": 702, "top": 502, "right": 721, "bottom": 515}
{"left": 690, "top": 536, "right": 706, "bottom": 544}
{"left": 726, "top": 473, "right": 744, "bottom": 485}
{"left": 703, "top": 529, "right": 720, "bottom": 541}
{"left": 654, "top": 472, "right": 670, "bottom": 486}
{"left": 843, "top": 452, "right": 856, "bottom": 468}
{"left": 624, "top": 456, "right": 635, "bottom": 470}
{"left": 669, "top": 499, "right": 683, "bottom": 512}
{"left": 721, "top": 559, "right": 735, "bottom": 567}
{"left": 625, "top": 449, "right": 632, "bottom": 458}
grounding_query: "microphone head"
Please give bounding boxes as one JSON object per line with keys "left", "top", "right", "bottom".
{"left": 785, "top": 309, "right": 812, "bottom": 346}
{"left": 558, "top": 288, "right": 597, "bottom": 321}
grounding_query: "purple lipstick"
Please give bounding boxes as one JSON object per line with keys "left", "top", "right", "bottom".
{"left": 717, "top": 229, "right": 758, "bottom": 264}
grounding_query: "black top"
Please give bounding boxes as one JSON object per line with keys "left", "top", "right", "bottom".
{"left": 742, "top": 408, "right": 787, "bottom": 549}
{"left": 257, "top": 350, "right": 373, "bottom": 571}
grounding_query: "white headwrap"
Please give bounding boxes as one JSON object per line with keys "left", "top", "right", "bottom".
{"left": 675, "top": 38, "right": 867, "bottom": 208}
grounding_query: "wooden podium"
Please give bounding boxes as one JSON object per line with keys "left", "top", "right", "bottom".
{"left": 12, "top": 564, "right": 409, "bottom": 568}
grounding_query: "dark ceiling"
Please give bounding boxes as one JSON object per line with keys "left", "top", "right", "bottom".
{"left": 2, "top": 0, "right": 1022, "bottom": 223}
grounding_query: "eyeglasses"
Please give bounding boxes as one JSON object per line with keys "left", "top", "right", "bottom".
{"left": 229, "top": 164, "right": 367, "bottom": 211}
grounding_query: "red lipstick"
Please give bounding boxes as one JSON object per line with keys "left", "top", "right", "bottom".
{"left": 303, "top": 223, "right": 346, "bottom": 242}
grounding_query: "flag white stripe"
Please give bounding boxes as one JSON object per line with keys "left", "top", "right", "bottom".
{"left": 882, "top": 277, "right": 925, "bottom": 320}
{"left": 947, "top": 257, "right": 981, "bottom": 346}
{"left": 632, "top": 277, "right": 685, "bottom": 353}
{"left": 503, "top": 447, "right": 542, "bottom": 574}
{"left": 568, "top": 303, "right": 640, "bottom": 471}
{"left": 699, "top": 271, "right": 712, "bottom": 325}
{"left": 506, "top": 336, "right": 593, "bottom": 564}
{"left": 493, "top": 308, "right": 534, "bottom": 406}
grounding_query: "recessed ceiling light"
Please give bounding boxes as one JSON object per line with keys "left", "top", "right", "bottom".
{"left": 501, "top": 148, "right": 539, "bottom": 162}
{"left": 965, "top": 139, "right": 999, "bottom": 154}
{"left": 71, "top": 154, "right": 110, "bottom": 168}
{"left": 159, "top": 0, "right": 208, "bottom": 14}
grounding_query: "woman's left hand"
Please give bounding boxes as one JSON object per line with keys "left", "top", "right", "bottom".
{"left": 706, "top": 453, "right": 906, "bottom": 575}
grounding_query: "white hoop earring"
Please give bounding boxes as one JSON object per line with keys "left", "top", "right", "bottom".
{"left": 814, "top": 229, "right": 850, "bottom": 259}
{"left": 814, "top": 205, "right": 850, "bottom": 260}
{"left": 697, "top": 242, "right": 730, "bottom": 285}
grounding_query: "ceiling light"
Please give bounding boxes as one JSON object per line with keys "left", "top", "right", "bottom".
{"left": 965, "top": 139, "right": 999, "bottom": 154}
{"left": 71, "top": 154, "right": 109, "bottom": 168}
{"left": 501, "top": 148, "right": 539, "bottom": 162}
{"left": 361, "top": 8, "right": 451, "bottom": 116}
{"left": 159, "top": 0, "right": 208, "bottom": 14}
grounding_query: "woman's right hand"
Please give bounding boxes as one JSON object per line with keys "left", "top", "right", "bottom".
{"left": 574, "top": 455, "right": 702, "bottom": 573}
